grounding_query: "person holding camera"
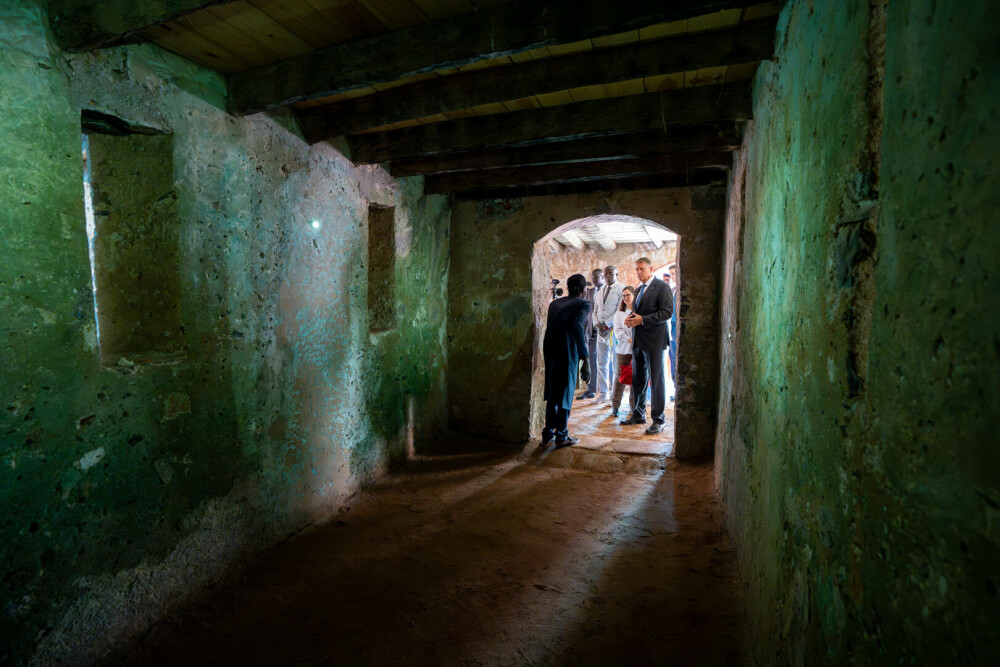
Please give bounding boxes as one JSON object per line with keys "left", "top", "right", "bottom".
{"left": 541, "top": 274, "right": 592, "bottom": 447}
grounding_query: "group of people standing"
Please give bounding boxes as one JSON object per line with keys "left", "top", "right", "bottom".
{"left": 541, "top": 258, "right": 677, "bottom": 447}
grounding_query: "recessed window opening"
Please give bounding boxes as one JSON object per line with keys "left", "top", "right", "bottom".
{"left": 81, "top": 110, "right": 184, "bottom": 367}
{"left": 531, "top": 215, "right": 680, "bottom": 455}
{"left": 368, "top": 205, "right": 397, "bottom": 332}
{"left": 82, "top": 134, "right": 101, "bottom": 346}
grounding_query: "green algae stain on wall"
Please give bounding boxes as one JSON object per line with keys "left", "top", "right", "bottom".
{"left": 0, "top": 2, "right": 451, "bottom": 662}
{"left": 716, "top": 0, "right": 1000, "bottom": 663}
{"left": 499, "top": 294, "right": 532, "bottom": 329}
{"left": 356, "top": 180, "right": 451, "bottom": 478}
{"left": 866, "top": 0, "right": 1000, "bottom": 658}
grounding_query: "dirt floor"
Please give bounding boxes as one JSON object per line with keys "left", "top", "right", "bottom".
{"left": 114, "top": 437, "right": 744, "bottom": 666}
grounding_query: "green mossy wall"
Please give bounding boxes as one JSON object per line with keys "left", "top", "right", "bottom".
{"left": 0, "top": 2, "right": 449, "bottom": 662}
{"left": 87, "top": 132, "right": 186, "bottom": 363}
{"left": 716, "top": 0, "right": 1000, "bottom": 662}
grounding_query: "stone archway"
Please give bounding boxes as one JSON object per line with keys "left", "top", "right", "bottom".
{"left": 529, "top": 215, "right": 680, "bottom": 441}
{"left": 447, "top": 186, "right": 726, "bottom": 459}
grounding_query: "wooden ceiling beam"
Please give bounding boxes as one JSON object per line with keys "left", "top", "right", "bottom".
{"left": 452, "top": 171, "right": 729, "bottom": 201}
{"left": 583, "top": 225, "right": 617, "bottom": 251}
{"left": 350, "top": 83, "right": 750, "bottom": 165}
{"left": 299, "top": 19, "right": 776, "bottom": 140}
{"left": 558, "top": 230, "right": 586, "bottom": 251}
{"left": 49, "top": 0, "right": 233, "bottom": 51}
{"left": 387, "top": 125, "right": 743, "bottom": 177}
{"left": 423, "top": 152, "right": 732, "bottom": 194}
{"left": 645, "top": 225, "right": 666, "bottom": 249}
{"left": 227, "top": 0, "right": 769, "bottom": 116}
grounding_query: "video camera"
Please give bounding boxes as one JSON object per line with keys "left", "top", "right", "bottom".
{"left": 550, "top": 278, "right": 563, "bottom": 299}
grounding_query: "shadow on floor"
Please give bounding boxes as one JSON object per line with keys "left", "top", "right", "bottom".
{"left": 109, "top": 455, "right": 744, "bottom": 666}
{"left": 415, "top": 428, "right": 525, "bottom": 457}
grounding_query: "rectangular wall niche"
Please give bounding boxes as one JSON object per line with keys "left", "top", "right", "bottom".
{"left": 83, "top": 112, "right": 185, "bottom": 365}
{"left": 368, "top": 205, "right": 397, "bottom": 332}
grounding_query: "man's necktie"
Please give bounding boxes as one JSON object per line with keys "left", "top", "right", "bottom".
{"left": 635, "top": 284, "right": 646, "bottom": 306}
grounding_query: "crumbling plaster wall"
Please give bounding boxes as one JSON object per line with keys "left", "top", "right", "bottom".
{"left": 448, "top": 188, "right": 724, "bottom": 459}
{"left": 0, "top": 2, "right": 450, "bottom": 663}
{"left": 716, "top": 0, "right": 999, "bottom": 663}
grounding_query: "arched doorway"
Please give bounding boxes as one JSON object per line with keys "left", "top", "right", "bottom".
{"left": 530, "top": 214, "right": 680, "bottom": 452}
{"left": 446, "top": 187, "right": 725, "bottom": 460}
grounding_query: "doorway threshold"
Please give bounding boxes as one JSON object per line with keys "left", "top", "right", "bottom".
{"left": 520, "top": 434, "right": 672, "bottom": 476}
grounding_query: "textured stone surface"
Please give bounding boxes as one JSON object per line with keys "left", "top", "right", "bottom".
{"left": 715, "top": 0, "right": 1000, "bottom": 663}
{"left": 448, "top": 189, "right": 725, "bottom": 459}
{"left": 0, "top": 2, "right": 450, "bottom": 662}
{"left": 611, "top": 440, "right": 672, "bottom": 457}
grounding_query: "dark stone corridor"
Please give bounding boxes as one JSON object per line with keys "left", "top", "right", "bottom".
{"left": 2, "top": 0, "right": 997, "bottom": 664}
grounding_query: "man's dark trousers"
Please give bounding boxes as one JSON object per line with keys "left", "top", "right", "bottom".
{"left": 543, "top": 403, "right": 571, "bottom": 440}
{"left": 585, "top": 333, "right": 598, "bottom": 394}
{"left": 632, "top": 347, "right": 666, "bottom": 424}
{"left": 583, "top": 285, "right": 598, "bottom": 395}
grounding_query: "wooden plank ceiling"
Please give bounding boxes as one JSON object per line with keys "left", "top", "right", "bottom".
{"left": 50, "top": 0, "right": 783, "bottom": 198}
{"left": 552, "top": 215, "right": 679, "bottom": 251}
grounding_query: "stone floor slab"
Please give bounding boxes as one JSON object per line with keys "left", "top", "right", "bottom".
{"left": 568, "top": 436, "right": 608, "bottom": 451}
{"left": 610, "top": 439, "right": 673, "bottom": 456}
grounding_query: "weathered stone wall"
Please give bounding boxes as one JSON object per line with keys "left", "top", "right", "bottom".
{"left": 449, "top": 188, "right": 724, "bottom": 458}
{"left": 0, "top": 2, "right": 450, "bottom": 662}
{"left": 544, "top": 240, "right": 678, "bottom": 290}
{"left": 716, "top": 0, "right": 1000, "bottom": 663}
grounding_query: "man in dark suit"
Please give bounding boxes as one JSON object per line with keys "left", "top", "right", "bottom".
{"left": 542, "top": 274, "right": 592, "bottom": 447}
{"left": 621, "top": 257, "right": 674, "bottom": 435}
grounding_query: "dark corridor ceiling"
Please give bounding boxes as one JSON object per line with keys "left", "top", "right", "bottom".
{"left": 49, "top": 0, "right": 783, "bottom": 197}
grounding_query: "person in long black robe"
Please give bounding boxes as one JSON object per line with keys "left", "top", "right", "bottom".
{"left": 542, "top": 274, "right": 591, "bottom": 446}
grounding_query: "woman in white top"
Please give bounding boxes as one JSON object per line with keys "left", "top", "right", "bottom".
{"left": 610, "top": 286, "right": 636, "bottom": 418}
